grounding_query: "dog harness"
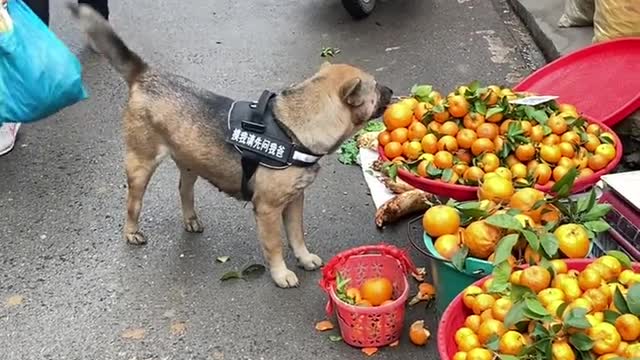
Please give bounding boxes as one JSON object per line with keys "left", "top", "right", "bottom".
{"left": 226, "top": 90, "right": 323, "bottom": 201}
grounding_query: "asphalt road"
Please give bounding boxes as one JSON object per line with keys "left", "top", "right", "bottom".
{"left": 0, "top": 0, "right": 544, "bottom": 358}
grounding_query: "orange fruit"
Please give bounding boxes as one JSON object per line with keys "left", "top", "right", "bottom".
{"left": 422, "top": 205, "right": 460, "bottom": 237}
{"left": 553, "top": 166, "right": 571, "bottom": 182}
{"left": 596, "top": 255, "right": 623, "bottom": 277}
{"left": 448, "top": 95, "right": 470, "bottom": 117}
{"left": 476, "top": 123, "right": 499, "bottom": 140}
{"left": 493, "top": 136, "right": 505, "bottom": 153}
{"left": 499, "top": 331, "right": 526, "bottom": 355}
{"left": 524, "top": 245, "right": 542, "bottom": 264}
{"left": 346, "top": 287, "right": 362, "bottom": 303}
{"left": 510, "top": 270, "right": 523, "bottom": 285}
{"left": 400, "top": 97, "right": 419, "bottom": 110}
{"left": 578, "top": 268, "right": 602, "bottom": 291}
{"left": 471, "top": 138, "right": 495, "bottom": 156}
{"left": 477, "top": 318, "right": 506, "bottom": 344}
{"left": 588, "top": 322, "right": 622, "bottom": 355}
{"left": 551, "top": 340, "right": 576, "bottom": 360}
{"left": 433, "top": 109, "right": 450, "bottom": 123}
{"left": 595, "top": 143, "right": 616, "bottom": 162}
{"left": 624, "top": 343, "right": 640, "bottom": 359}
{"left": 555, "top": 224, "right": 590, "bottom": 258}
{"left": 479, "top": 175, "right": 514, "bottom": 203}
{"left": 463, "top": 166, "right": 485, "bottom": 185}
{"left": 360, "top": 277, "right": 393, "bottom": 306}
{"left": 462, "top": 285, "right": 483, "bottom": 310}
{"left": 542, "top": 134, "right": 561, "bottom": 145}
{"left": 588, "top": 154, "right": 608, "bottom": 171}
{"left": 585, "top": 133, "right": 601, "bottom": 152}
{"left": 408, "top": 320, "right": 431, "bottom": 346}
{"left": 384, "top": 142, "right": 403, "bottom": 159}
{"left": 463, "top": 112, "right": 485, "bottom": 130}
{"left": 383, "top": 103, "right": 413, "bottom": 130}
{"left": 558, "top": 156, "right": 575, "bottom": 169}
{"left": 487, "top": 111, "right": 504, "bottom": 123}
{"left": 558, "top": 103, "right": 578, "bottom": 115}
{"left": 538, "top": 288, "right": 565, "bottom": 306}
{"left": 510, "top": 163, "right": 528, "bottom": 179}
{"left": 491, "top": 298, "right": 512, "bottom": 322}
{"left": 416, "top": 160, "right": 431, "bottom": 177}
{"left": 558, "top": 142, "right": 575, "bottom": 158}
{"left": 457, "top": 334, "right": 481, "bottom": 352}
{"left": 532, "top": 163, "right": 552, "bottom": 185}
{"left": 434, "top": 150, "right": 454, "bottom": 169}
{"left": 452, "top": 352, "right": 467, "bottom": 360}
{"left": 540, "top": 144, "right": 562, "bottom": 164}
{"left": 616, "top": 314, "right": 640, "bottom": 342}
{"left": 356, "top": 299, "right": 373, "bottom": 307}
{"left": 421, "top": 133, "right": 438, "bottom": 154}
{"left": 479, "top": 153, "right": 500, "bottom": 173}
{"left": 550, "top": 259, "right": 568, "bottom": 274}
{"left": 414, "top": 102, "right": 431, "bottom": 121}
{"left": 509, "top": 187, "right": 545, "bottom": 222}
{"left": 494, "top": 167, "right": 512, "bottom": 180}
{"left": 584, "top": 288, "right": 609, "bottom": 312}
{"left": 378, "top": 131, "right": 392, "bottom": 147}
{"left": 390, "top": 127, "right": 409, "bottom": 143}
{"left": 434, "top": 234, "right": 461, "bottom": 260}
{"left": 437, "top": 135, "right": 459, "bottom": 152}
{"left": 464, "top": 315, "right": 482, "bottom": 333}
{"left": 561, "top": 131, "right": 581, "bottom": 145}
{"left": 482, "top": 86, "right": 500, "bottom": 105}
{"left": 457, "top": 128, "right": 478, "bottom": 149}
{"left": 408, "top": 122, "right": 428, "bottom": 141}
{"left": 404, "top": 141, "right": 423, "bottom": 160}
{"left": 586, "top": 123, "right": 602, "bottom": 135}
{"left": 519, "top": 120, "right": 533, "bottom": 136}
{"left": 440, "top": 121, "right": 460, "bottom": 137}
{"left": 515, "top": 143, "right": 535, "bottom": 162}
{"left": 428, "top": 121, "right": 441, "bottom": 133}
{"left": 500, "top": 120, "right": 513, "bottom": 135}
{"left": 548, "top": 115, "right": 568, "bottom": 135}
{"left": 463, "top": 220, "right": 502, "bottom": 259}
{"left": 520, "top": 265, "right": 552, "bottom": 293}
{"left": 530, "top": 125, "right": 545, "bottom": 142}
{"left": 456, "top": 149, "right": 473, "bottom": 164}
{"left": 466, "top": 348, "right": 492, "bottom": 360}
{"left": 453, "top": 163, "right": 470, "bottom": 176}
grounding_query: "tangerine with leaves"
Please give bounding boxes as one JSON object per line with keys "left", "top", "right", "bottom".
{"left": 421, "top": 133, "right": 438, "bottom": 154}
{"left": 435, "top": 233, "right": 461, "bottom": 260}
{"left": 449, "top": 95, "right": 470, "bottom": 117}
{"left": 471, "top": 138, "right": 495, "bottom": 156}
{"left": 408, "top": 121, "right": 428, "bottom": 141}
{"left": 457, "top": 128, "right": 477, "bottom": 149}
{"left": 520, "top": 265, "right": 552, "bottom": 293}
{"left": 383, "top": 103, "right": 413, "bottom": 130}
{"left": 464, "top": 112, "right": 485, "bottom": 130}
{"left": 422, "top": 205, "right": 460, "bottom": 237}
{"left": 555, "top": 223, "right": 591, "bottom": 258}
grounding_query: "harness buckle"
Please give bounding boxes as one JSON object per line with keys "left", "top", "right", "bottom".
{"left": 241, "top": 119, "right": 266, "bottom": 133}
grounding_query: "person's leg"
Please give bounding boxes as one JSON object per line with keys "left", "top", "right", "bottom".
{"left": 78, "top": 0, "right": 108, "bottom": 20}
{"left": 22, "top": 0, "right": 49, "bottom": 25}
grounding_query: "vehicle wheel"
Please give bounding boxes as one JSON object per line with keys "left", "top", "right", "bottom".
{"left": 341, "top": 0, "right": 376, "bottom": 19}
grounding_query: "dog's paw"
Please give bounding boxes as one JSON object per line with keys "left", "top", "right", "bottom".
{"left": 271, "top": 268, "right": 299, "bottom": 288}
{"left": 125, "top": 231, "right": 147, "bottom": 245}
{"left": 297, "top": 253, "right": 323, "bottom": 271}
{"left": 183, "top": 217, "right": 204, "bottom": 233}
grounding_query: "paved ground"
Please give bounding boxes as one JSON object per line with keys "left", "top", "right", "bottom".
{"left": 0, "top": 0, "right": 543, "bottom": 358}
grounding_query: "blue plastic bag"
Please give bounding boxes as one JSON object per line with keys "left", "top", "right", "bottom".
{"left": 0, "top": 0, "right": 88, "bottom": 123}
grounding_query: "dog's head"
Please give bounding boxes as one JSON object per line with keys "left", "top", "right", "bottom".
{"left": 278, "top": 62, "right": 393, "bottom": 154}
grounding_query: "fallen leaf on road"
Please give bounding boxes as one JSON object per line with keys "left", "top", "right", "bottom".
{"left": 389, "top": 340, "right": 399, "bottom": 347}
{"left": 5, "top": 294, "right": 24, "bottom": 307}
{"left": 220, "top": 271, "right": 243, "bottom": 281}
{"left": 329, "top": 335, "right": 342, "bottom": 342}
{"left": 241, "top": 264, "right": 266, "bottom": 278}
{"left": 216, "top": 256, "right": 230, "bottom": 263}
{"left": 121, "top": 327, "right": 145, "bottom": 340}
{"left": 315, "top": 320, "right": 334, "bottom": 331}
{"left": 411, "top": 267, "right": 427, "bottom": 282}
{"left": 170, "top": 321, "right": 187, "bottom": 336}
{"left": 362, "top": 347, "right": 378, "bottom": 356}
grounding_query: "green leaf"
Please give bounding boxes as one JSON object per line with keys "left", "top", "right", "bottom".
{"left": 626, "top": 284, "right": 640, "bottom": 315}
{"left": 524, "top": 106, "right": 536, "bottom": 119}
{"left": 542, "top": 125, "right": 552, "bottom": 136}
{"left": 426, "top": 163, "right": 442, "bottom": 178}
{"left": 216, "top": 256, "right": 231, "bottom": 263}
{"left": 603, "top": 310, "right": 620, "bottom": 324}
{"left": 607, "top": 250, "right": 632, "bottom": 269}
{"left": 570, "top": 332, "right": 594, "bottom": 351}
{"left": 490, "top": 261, "right": 512, "bottom": 293}
{"left": 600, "top": 135, "right": 614, "bottom": 144}
{"left": 328, "top": 335, "right": 343, "bottom": 342}
{"left": 220, "top": 271, "right": 243, "bottom": 281}
{"left": 540, "top": 233, "right": 559, "bottom": 258}
{"left": 364, "top": 120, "right": 385, "bottom": 132}
{"left": 474, "top": 101, "right": 487, "bottom": 115}
{"left": 411, "top": 85, "right": 433, "bottom": 99}
{"left": 451, "top": 246, "right": 469, "bottom": 272}
{"left": 498, "top": 355, "right": 519, "bottom": 360}
{"left": 468, "top": 80, "right": 481, "bottom": 93}
{"left": 338, "top": 139, "right": 359, "bottom": 165}
{"left": 486, "top": 107, "right": 503, "bottom": 119}
{"left": 532, "top": 110, "right": 549, "bottom": 123}
{"left": 433, "top": 104, "right": 445, "bottom": 113}
{"left": 551, "top": 167, "right": 579, "bottom": 198}
{"left": 494, "top": 234, "right": 519, "bottom": 265}
{"left": 531, "top": 322, "right": 550, "bottom": 339}
{"left": 388, "top": 164, "right": 399, "bottom": 181}
{"left": 522, "top": 229, "right": 540, "bottom": 251}
{"left": 486, "top": 334, "right": 500, "bottom": 351}
{"left": 614, "top": 287, "right": 630, "bottom": 314}
{"left": 532, "top": 199, "right": 547, "bottom": 211}
{"left": 511, "top": 284, "right": 536, "bottom": 303}
{"left": 504, "top": 301, "right": 527, "bottom": 328}
{"left": 241, "top": 263, "right": 266, "bottom": 278}
{"left": 485, "top": 213, "right": 523, "bottom": 231}
{"left": 583, "top": 220, "right": 610, "bottom": 234}
{"left": 525, "top": 297, "right": 550, "bottom": 317}
{"left": 577, "top": 190, "right": 597, "bottom": 214}
{"left": 563, "top": 307, "right": 591, "bottom": 329}
{"left": 581, "top": 204, "right": 612, "bottom": 222}
{"left": 442, "top": 168, "right": 454, "bottom": 183}
{"left": 556, "top": 302, "right": 569, "bottom": 319}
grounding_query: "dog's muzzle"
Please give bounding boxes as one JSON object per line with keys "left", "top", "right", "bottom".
{"left": 373, "top": 84, "right": 393, "bottom": 118}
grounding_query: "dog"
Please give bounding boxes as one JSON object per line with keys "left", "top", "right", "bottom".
{"left": 69, "top": 4, "right": 393, "bottom": 288}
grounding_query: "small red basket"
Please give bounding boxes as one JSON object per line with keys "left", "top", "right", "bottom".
{"left": 319, "top": 244, "right": 417, "bottom": 348}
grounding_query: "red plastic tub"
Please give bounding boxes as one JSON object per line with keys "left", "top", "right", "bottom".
{"left": 378, "top": 117, "right": 623, "bottom": 201}
{"left": 319, "top": 244, "right": 417, "bottom": 348}
{"left": 437, "top": 258, "right": 640, "bottom": 360}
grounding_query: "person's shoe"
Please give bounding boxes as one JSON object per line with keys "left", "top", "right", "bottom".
{"left": 0, "top": 122, "right": 20, "bottom": 156}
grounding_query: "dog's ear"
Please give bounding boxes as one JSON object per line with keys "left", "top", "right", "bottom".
{"left": 320, "top": 61, "right": 332, "bottom": 70}
{"left": 340, "top": 78, "right": 364, "bottom": 106}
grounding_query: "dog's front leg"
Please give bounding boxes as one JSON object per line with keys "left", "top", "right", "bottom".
{"left": 178, "top": 168, "right": 204, "bottom": 233}
{"left": 283, "top": 192, "right": 322, "bottom": 271}
{"left": 254, "top": 202, "right": 299, "bottom": 288}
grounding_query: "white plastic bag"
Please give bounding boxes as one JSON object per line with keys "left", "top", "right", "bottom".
{"left": 558, "top": 0, "right": 595, "bottom": 28}
{"left": 593, "top": 0, "right": 640, "bottom": 42}
{"left": 0, "top": 0, "right": 13, "bottom": 33}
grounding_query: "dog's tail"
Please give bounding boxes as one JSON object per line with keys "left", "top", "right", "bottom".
{"left": 68, "top": 3, "right": 147, "bottom": 85}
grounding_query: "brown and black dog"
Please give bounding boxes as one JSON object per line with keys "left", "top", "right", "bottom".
{"left": 69, "top": 4, "right": 392, "bottom": 288}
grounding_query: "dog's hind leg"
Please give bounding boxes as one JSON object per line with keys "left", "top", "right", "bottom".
{"left": 283, "top": 192, "right": 322, "bottom": 271}
{"left": 124, "top": 151, "right": 161, "bottom": 245}
{"left": 178, "top": 167, "right": 203, "bottom": 233}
